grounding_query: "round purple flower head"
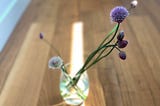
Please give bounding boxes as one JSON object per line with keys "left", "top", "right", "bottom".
{"left": 110, "top": 6, "right": 129, "bottom": 23}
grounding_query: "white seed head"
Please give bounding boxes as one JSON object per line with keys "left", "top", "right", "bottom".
{"left": 48, "top": 56, "right": 63, "bottom": 70}
{"left": 131, "top": 0, "right": 138, "bottom": 8}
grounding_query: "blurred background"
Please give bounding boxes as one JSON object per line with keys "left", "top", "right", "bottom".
{"left": 0, "top": 0, "right": 160, "bottom": 106}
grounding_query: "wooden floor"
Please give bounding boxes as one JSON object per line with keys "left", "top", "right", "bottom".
{"left": 0, "top": 0, "right": 160, "bottom": 106}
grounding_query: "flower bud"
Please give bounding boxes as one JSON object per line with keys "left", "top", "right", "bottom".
{"left": 119, "top": 51, "right": 126, "bottom": 60}
{"left": 131, "top": 0, "right": 138, "bottom": 8}
{"left": 117, "top": 31, "right": 124, "bottom": 41}
{"left": 48, "top": 56, "right": 63, "bottom": 69}
{"left": 118, "top": 40, "right": 128, "bottom": 48}
{"left": 39, "top": 32, "right": 44, "bottom": 39}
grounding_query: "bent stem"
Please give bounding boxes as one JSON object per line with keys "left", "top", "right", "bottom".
{"left": 85, "top": 44, "right": 117, "bottom": 71}
{"left": 78, "top": 24, "right": 119, "bottom": 74}
{"left": 72, "top": 23, "right": 120, "bottom": 86}
{"left": 43, "top": 39, "right": 61, "bottom": 56}
{"left": 79, "top": 24, "right": 119, "bottom": 72}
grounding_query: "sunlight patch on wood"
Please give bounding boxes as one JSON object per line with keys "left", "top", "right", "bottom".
{"left": 70, "top": 21, "right": 84, "bottom": 77}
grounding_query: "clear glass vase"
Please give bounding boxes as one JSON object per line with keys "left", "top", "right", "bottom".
{"left": 59, "top": 71, "right": 89, "bottom": 105}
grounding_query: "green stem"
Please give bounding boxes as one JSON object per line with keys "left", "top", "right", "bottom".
{"left": 43, "top": 39, "right": 61, "bottom": 56}
{"left": 84, "top": 44, "right": 117, "bottom": 71}
{"left": 103, "top": 23, "right": 120, "bottom": 46}
{"left": 77, "top": 23, "right": 120, "bottom": 75}
{"left": 98, "top": 24, "right": 119, "bottom": 47}
{"left": 72, "top": 45, "right": 117, "bottom": 86}
{"left": 76, "top": 23, "right": 120, "bottom": 76}
{"left": 71, "top": 23, "right": 120, "bottom": 86}
{"left": 96, "top": 41, "right": 119, "bottom": 61}
{"left": 95, "top": 23, "right": 120, "bottom": 60}
{"left": 95, "top": 47, "right": 108, "bottom": 61}
{"left": 115, "top": 46, "right": 121, "bottom": 52}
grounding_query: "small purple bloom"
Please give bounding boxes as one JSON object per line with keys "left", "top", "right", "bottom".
{"left": 119, "top": 51, "right": 126, "bottom": 60}
{"left": 118, "top": 40, "right": 128, "bottom": 48}
{"left": 39, "top": 32, "right": 44, "bottom": 39}
{"left": 117, "top": 31, "right": 125, "bottom": 41}
{"left": 110, "top": 6, "right": 129, "bottom": 23}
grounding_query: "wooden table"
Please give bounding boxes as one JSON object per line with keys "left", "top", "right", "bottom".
{"left": 0, "top": 0, "right": 160, "bottom": 106}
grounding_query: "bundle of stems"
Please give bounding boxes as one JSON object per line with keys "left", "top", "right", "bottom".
{"left": 68, "top": 23, "right": 120, "bottom": 86}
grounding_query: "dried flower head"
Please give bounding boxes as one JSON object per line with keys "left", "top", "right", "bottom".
{"left": 131, "top": 0, "right": 138, "bottom": 8}
{"left": 48, "top": 56, "right": 63, "bottom": 69}
{"left": 110, "top": 6, "right": 129, "bottom": 23}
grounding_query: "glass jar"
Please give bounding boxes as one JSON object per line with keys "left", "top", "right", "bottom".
{"left": 59, "top": 71, "right": 89, "bottom": 105}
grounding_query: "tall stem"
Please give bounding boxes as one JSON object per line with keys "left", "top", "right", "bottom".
{"left": 98, "top": 24, "right": 119, "bottom": 47}
{"left": 76, "top": 23, "right": 120, "bottom": 76}
{"left": 85, "top": 45, "right": 116, "bottom": 71}
{"left": 43, "top": 39, "right": 61, "bottom": 56}
{"left": 77, "top": 24, "right": 119, "bottom": 74}
{"left": 72, "top": 23, "right": 120, "bottom": 86}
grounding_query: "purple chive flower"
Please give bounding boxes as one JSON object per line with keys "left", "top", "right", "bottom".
{"left": 117, "top": 31, "right": 125, "bottom": 41}
{"left": 119, "top": 51, "right": 126, "bottom": 60}
{"left": 117, "top": 40, "right": 128, "bottom": 48}
{"left": 39, "top": 32, "right": 44, "bottom": 39}
{"left": 110, "top": 6, "right": 129, "bottom": 23}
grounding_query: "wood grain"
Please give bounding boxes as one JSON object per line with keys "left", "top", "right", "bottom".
{"left": 0, "top": 23, "right": 55, "bottom": 106}
{"left": 0, "top": 0, "right": 160, "bottom": 106}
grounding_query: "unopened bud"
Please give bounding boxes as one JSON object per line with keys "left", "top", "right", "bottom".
{"left": 39, "top": 32, "right": 44, "bottom": 39}
{"left": 117, "top": 40, "right": 128, "bottom": 48}
{"left": 119, "top": 51, "right": 126, "bottom": 60}
{"left": 117, "top": 31, "right": 124, "bottom": 41}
